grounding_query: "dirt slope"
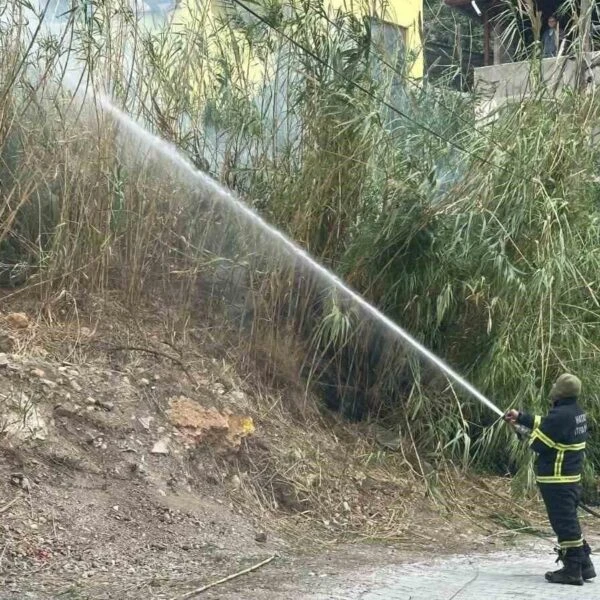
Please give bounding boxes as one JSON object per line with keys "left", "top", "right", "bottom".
{"left": 0, "top": 302, "right": 570, "bottom": 599}
{"left": 0, "top": 340, "right": 285, "bottom": 599}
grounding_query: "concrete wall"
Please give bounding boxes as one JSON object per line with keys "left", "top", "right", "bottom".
{"left": 473, "top": 52, "right": 600, "bottom": 120}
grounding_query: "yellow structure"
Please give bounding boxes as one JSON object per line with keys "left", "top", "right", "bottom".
{"left": 327, "top": 0, "right": 423, "bottom": 79}
{"left": 165, "top": 0, "right": 423, "bottom": 83}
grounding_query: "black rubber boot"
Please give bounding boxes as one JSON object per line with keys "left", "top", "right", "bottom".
{"left": 545, "top": 549, "right": 584, "bottom": 586}
{"left": 583, "top": 541, "right": 596, "bottom": 581}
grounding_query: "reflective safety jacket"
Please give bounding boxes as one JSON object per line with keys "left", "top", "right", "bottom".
{"left": 517, "top": 397, "right": 587, "bottom": 484}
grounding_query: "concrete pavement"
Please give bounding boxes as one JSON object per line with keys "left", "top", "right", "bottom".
{"left": 359, "top": 550, "right": 597, "bottom": 599}
{"left": 201, "top": 538, "right": 599, "bottom": 599}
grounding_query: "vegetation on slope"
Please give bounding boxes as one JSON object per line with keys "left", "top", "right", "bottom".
{"left": 1, "top": 0, "right": 599, "bottom": 501}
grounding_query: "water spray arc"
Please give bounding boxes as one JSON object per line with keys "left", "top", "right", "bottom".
{"left": 97, "top": 94, "right": 506, "bottom": 421}
{"left": 25, "top": 4, "right": 506, "bottom": 421}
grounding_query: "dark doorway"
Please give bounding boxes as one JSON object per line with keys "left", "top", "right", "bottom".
{"left": 537, "top": 0, "right": 599, "bottom": 51}
{"left": 512, "top": 0, "right": 592, "bottom": 55}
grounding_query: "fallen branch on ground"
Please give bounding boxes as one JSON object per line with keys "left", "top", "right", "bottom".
{"left": 171, "top": 555, "right": 276, "bottom": 600}
{"left": 0, "top": 495, "right": 20, "bottom": 514}
{"left": 95, "top": 343, "right": 198, "bottom": 386}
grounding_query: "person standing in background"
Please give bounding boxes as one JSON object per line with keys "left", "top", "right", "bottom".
{"left": 542, "top": 14, "right": 562, "bottom": 57}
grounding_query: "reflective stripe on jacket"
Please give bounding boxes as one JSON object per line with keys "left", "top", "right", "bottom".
{"left": 517, "top": 397, "right": 587, "bottom": 484}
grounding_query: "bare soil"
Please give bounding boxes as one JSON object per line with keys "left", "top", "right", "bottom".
{"left": 0, "top": 297, "right": 588, "bottom": 599}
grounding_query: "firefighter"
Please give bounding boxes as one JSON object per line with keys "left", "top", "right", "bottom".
{"left": 505, "top": 373, "right": 595, "bottom": 585}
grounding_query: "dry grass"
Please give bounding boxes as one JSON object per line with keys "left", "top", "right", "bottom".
{"left": 1, "top": 0, "right": 600, "bottom": 511}
{"left": 1, "top": 292, "right": 557, "bottom": 550}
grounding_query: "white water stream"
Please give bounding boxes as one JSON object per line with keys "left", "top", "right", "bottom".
{"left": 96, "top": 93, "right": 505, "bottom": 419}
